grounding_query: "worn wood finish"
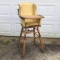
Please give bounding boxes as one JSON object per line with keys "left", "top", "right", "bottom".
{"left": 18, "top": 26, "right": 44, "bottom": 57}
{"left": 37, "top": 27, "right": 44, "bottom": 52}
{"left": 33, "top": 27, "right": 36, "bottom": 43}
{"left": 18, "top": 21, "right": 44, "bottom": 57}
{"left": 18, "top": 28, "right": 23, "bottom": 47}
{"left": 22, "top": 28, "right": 26, "bottom": 57}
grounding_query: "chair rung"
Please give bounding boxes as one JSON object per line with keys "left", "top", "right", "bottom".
{"left": 23, "top": 30, "right": 33, "bottom": 33}
{"left": 35, "top": 33, "right": 39, "bottom": 37}
{"left": 35, "top": 28, "right": 38, "bottom": 30}
{"left": 35, "top": 32, "right": 38, "bottom": 34}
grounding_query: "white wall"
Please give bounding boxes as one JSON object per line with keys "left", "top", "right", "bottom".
{"left": 0, "top": 0, "right": 60, "bottom": 38}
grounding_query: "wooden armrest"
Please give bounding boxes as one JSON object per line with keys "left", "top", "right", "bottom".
{"left": 20, "top": 15, "right": 44, "bottom": 19}
{"left": 37, "top": 15, "right": 44, "bottom": 18}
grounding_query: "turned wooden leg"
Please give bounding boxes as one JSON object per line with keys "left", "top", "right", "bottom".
{"left": 22, "top": 28, "right": 26, "bottom": 57}
{"left": 18, "top": 27, "right": 23, "bottom": 47}
{"left": 33, "top": 27, "right": 36, "bottom": 43}
{"left": 37, "top": 27, "right": 44, "bottom": 52}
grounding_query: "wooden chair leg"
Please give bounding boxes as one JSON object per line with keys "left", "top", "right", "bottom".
{"left": 22, "top": 28, "right": 26, "bottom": 57}
{"left": 33, "top": 27, "right": 36, "bottom": 43}
{"left": 18, "top": 27, "right": 23, "bottom": 47}
{"left": 37, "top": 27, "right": 44, "bottom": 52}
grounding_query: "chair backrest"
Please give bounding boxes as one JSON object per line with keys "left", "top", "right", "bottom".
{"left": 18, "top": 2, "right": 37, "bottom": 23}
{"left": 18, "top": 2, "right": 43, "bottom": 27}
{"left": 18, "top": 2, "right": 36, "bottom": 16}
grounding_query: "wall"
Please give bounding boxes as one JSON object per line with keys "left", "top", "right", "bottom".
{"left": 0, "top": 0, "right": 60, "bottom": 38}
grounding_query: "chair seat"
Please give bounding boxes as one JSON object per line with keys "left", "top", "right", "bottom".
{"left": 21, "top": 22, "right": 40, "bottom": 27}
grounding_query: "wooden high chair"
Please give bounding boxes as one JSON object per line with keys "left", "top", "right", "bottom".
{"left": 18, "top": 2, "right": 44, "bottom": 57}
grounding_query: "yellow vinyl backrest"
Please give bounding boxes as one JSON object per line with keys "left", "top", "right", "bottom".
{"left": 19, "top": 2, "right": 36, "bottom": 16}
{"left": 18, "top": 2, "right": 42, "bottom": 27}
{"left": 19, "top": 2, "right": 37, "bottom": 23}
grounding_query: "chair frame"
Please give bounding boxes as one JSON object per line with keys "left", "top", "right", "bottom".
{"left": 18, "top": 15, "right": 44, "bottom": 57}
